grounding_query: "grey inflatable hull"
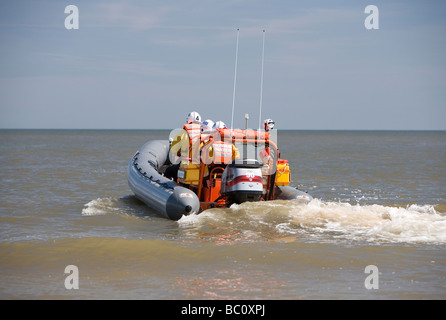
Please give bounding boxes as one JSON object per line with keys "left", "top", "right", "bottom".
{"left": 274, "top": 185, "right": 312, "bottom": 202}
{"left": 128, "top": 140, "right": 200, "bottom": 221}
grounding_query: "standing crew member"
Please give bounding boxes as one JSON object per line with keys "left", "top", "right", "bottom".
{"left": 166, "top": 111, "right": 202, "bottom": 182}
{"left": 182, "top": 111, "right": 202, "bottom": 164}
{"left": 170, "top": 111, "right": 202, "bottom": 163}
{"left": 263, "top": 118, "right": 275, "bottom": 132}
{"left": 260, "top": 118, "right": 275, "bottom": 166}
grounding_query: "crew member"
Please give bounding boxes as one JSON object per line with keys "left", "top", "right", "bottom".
{"left": 200, "top": 119, "right": 214, "bottom": 145}
{"left": 260, "top": 118, "right": 275, "bottom": 166}
{"left": 166, "top": 111, "right": 202, "bottom": 181}
{"left": 213, "top": 121, "right": 227, "bottom": 130}
{"left": 170, "top": 111, "right": 202, "bottom": 163}
{"left": 202, "top": 121, "right": 239, "bottom": 166}
{"left": 263, "top": 118, "right": 275, "bottom": 132}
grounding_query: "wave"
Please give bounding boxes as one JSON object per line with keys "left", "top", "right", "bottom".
{"left": 82, "top": 198, "right": 116, "bottom": 216}
{"left": 82, "top": 197, "right": 446, "bottom": 244}
{"left": 179, "top": 199, "right": 446, "bottom": 244}
{"left": 81, "top": 196, "right": 155, "bottom": 218}
{"left": 290, "top": 200, "right": 446, "bottom": 244}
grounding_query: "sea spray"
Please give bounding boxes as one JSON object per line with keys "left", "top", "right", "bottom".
{"left": 175, "top": 199, "right": 446, "bottom": 244}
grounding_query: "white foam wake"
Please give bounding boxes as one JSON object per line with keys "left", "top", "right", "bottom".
{"left": 287, "top": 199, "right": 446, "bottom": 243}
{"left": 83, "top": 197, "right": 446, "bottom": 244}
{"left": 178, "top": 199, "right": 446, "bottom": 244}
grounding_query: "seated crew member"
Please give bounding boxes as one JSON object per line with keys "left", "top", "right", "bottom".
{"left": 211, "top": 120, "right": 233, "bottom": 156}
{"left": 200, "top": 119, "right": 214, "bottom": 146}
{"left": 213, "top": 120, "right": 227, "bottom": 130}
{"left": 214, "top": 121, "right": 240, "bottom": 161}
{"left": 202, "top": 121, "right": 240, "bottom": 167}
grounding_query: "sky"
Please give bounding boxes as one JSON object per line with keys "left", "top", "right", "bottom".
{"left": 0, "top": 0, "right": 445, "bottom": 130}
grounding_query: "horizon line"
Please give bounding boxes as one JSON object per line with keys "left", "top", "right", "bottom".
{"left": 1, "top": 128, "right": 445, "bottom": 132}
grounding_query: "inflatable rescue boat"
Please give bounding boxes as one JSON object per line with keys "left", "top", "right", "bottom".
{"left": 128, "top": 127, "right": 312, "bottom": 220}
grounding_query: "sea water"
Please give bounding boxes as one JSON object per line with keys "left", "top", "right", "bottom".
{"left": 0, "top": 129, "right": 445, "bottom": 299}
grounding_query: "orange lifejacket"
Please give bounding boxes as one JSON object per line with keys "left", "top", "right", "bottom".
{"left": 201, "top": 139, "right": 234, "bottom": 165}
{"left": 212, "top": 141, "right": 233, "bottom": 165}
{"left": 181, "top": 123, "right": 201, "bottom": 164}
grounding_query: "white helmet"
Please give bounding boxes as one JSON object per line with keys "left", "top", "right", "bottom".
{"left": 186, "top": 111, "right": 201, "bottom": 124}
{"left": 201, "top": 119, "right": 214, "bottom": 133}
{"left": 213, "top": 121, "right": 227, "bottom": 130}
{"left": 263, "top": 118, "right": 275, "bottom": 131}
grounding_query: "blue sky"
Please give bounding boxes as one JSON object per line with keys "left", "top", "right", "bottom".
{"left": 1, "top": 0, "right": 445, "bottom": 130}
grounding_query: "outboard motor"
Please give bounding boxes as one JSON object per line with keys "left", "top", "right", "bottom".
{"left": 221, "top": 159, "right": 263, "bottom": 204}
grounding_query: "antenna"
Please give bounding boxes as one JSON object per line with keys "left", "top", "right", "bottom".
{"left": 258, "top": 29, "right": 265, "bottom": 131}
{"left": 230, "top": 28, "right": 240, "bottom": 133}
